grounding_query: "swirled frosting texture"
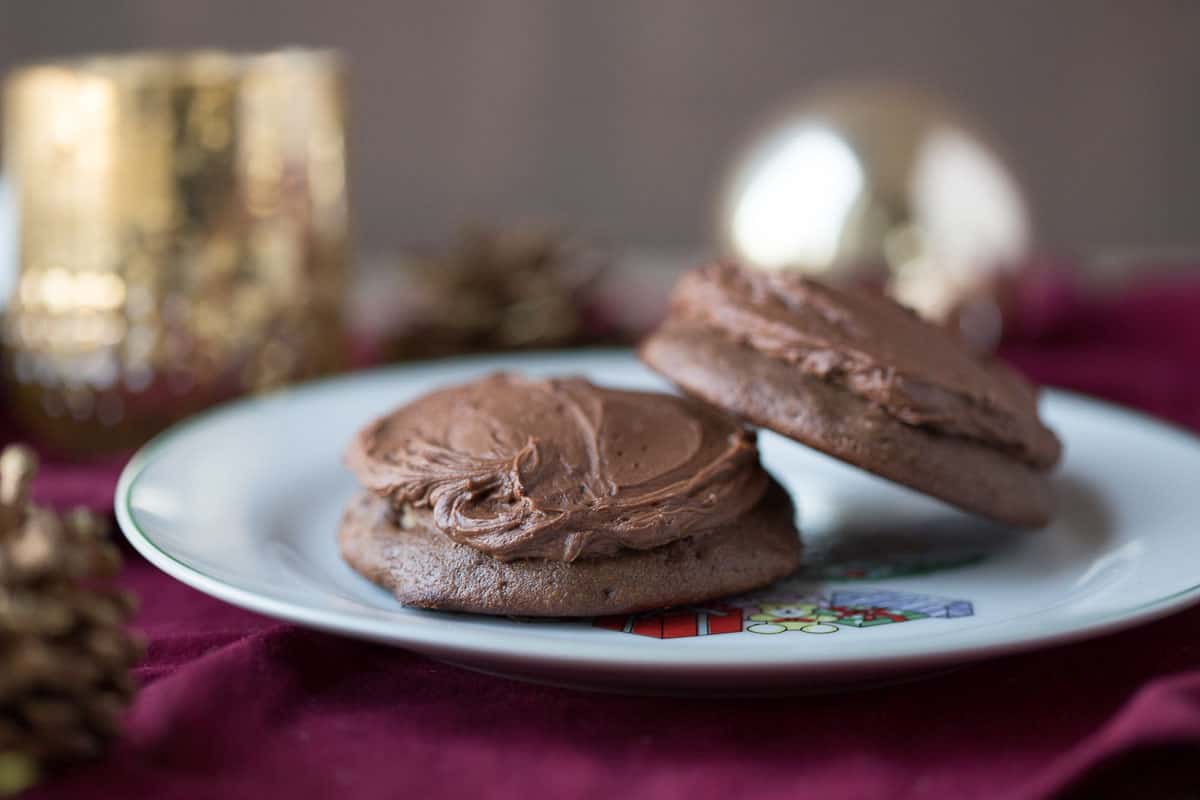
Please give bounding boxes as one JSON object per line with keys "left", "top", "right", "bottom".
{"left": 669, "top": 263, "right": 1061, "bottom": 468}
{"left": 345, "top": 374, "right": 768, "bottom": 562}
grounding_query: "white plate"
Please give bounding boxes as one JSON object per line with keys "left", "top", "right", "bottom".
{"left": 116, "top": 351, "right": 1200, "bottom": 693}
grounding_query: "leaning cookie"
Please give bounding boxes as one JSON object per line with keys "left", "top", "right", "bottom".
{"left": 640, "top": 262, "right": 1062, "bottom": 527}
{"left": 343, "top": 373, "right": 802, "bottom": 615}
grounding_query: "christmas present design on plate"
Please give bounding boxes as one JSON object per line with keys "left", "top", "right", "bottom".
{"left": 592, "top": 589, "right": 974, "bottom": 639}
{"left": 744, "top": 589, "right": 973, "bottom": 635}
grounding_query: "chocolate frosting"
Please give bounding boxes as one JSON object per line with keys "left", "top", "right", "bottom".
{"left": 669, "top": 263, "right": 1061, "bottom": 468}
{"left": 345, "top": 373, "right": 768, "bottom": 562}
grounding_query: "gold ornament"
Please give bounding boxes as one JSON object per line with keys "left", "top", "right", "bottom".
{"left": 0, "top": 444, "right": 142, "bottom": 795}
{"left": 718, "top": 83, "right": 1031, "bottom": 349}
{"left": 1, "top": 50, "right": 349, "bottom": 454}
{"left": 386, "top": 224, "right": 607, "bottom": 361}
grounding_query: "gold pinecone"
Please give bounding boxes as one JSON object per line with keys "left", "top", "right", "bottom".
{"left": 0, "top": 445, "right": 143, "bottom": 795}
{"left": 387, "top": 224, "right": 609, "bottom": 360}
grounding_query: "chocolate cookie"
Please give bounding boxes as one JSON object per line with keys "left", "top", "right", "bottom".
{"left": 640, "top": 262, "right": 1062, "bottom": 527}
{"left": 339, "top": 484, "right": 801, "bottom": 616}
{"left": 343, "top": 373, "right": 802, "bottom": 615}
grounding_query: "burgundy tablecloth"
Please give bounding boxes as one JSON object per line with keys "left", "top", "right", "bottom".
{"left": 11, "top": 272, "right": 1200, "bottom": 800}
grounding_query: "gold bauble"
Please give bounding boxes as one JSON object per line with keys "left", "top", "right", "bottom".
{"left": 718, "top": 84, "right": 1031, "bottom": 347}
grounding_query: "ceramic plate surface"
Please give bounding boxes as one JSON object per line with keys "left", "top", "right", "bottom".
{"left": 116, "top": 351, "right": 1200, "bottom": 693}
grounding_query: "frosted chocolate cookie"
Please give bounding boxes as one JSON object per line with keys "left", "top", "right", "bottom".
{"left": 640, "top": 262, "right": 1062, "bottom": 527}
{"left": 342, "top": 373, "right": 801, "bottom": 615}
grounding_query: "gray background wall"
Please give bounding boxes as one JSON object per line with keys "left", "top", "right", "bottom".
{"left": 2, "top": 0, "right": 1197, "bottom": 257}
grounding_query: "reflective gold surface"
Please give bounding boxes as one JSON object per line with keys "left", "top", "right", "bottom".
{"left": 2, "top": 50, "right": 348, "bottom": 453}
{"left": 718, "top": 85, "right": 1031, "bottom": 341}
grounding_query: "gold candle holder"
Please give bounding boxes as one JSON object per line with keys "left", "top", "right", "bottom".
{"left": 2, "top": 50, "right": 349, "bottom": 454}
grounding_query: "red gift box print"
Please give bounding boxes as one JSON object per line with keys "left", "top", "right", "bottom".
{"left": 592, "top": 605, "right": 743, "bottom": 638}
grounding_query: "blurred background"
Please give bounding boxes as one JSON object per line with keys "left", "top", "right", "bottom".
{"left": 3, "top": 7, "right": 1200, "bottom": 788}
{"left": 2, "top": 0, "right": 1197, "bottom": 257}
{"left": 2, "top": 0, "right": 1199, "bottom": 458}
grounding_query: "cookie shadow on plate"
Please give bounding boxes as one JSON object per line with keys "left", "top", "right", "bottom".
{"left": 1048, "top": 475, "right": 1115, "bottom": 552}
{"left": 786, "top": 475, "right": 1112, "bottom": 581}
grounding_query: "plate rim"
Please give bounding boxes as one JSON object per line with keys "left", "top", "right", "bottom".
{"left": 115, "top": 349, "right": 1200, "bottom": 675}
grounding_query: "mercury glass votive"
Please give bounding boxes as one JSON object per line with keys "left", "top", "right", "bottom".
{"left": 1, "top": 49, "right": 349, "bottom": 454}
